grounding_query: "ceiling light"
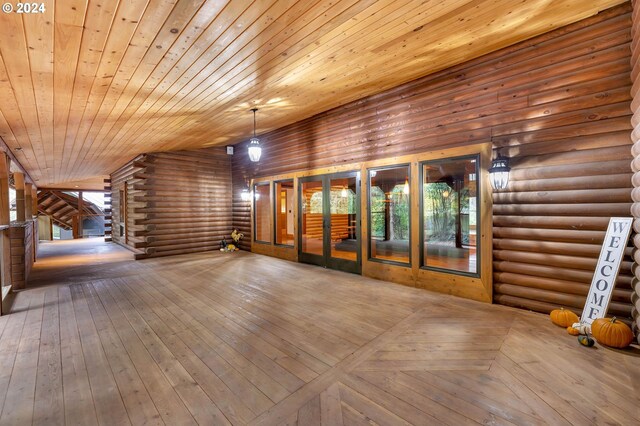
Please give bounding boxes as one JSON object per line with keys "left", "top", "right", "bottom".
{"left": 248, "top": 108, "right": 262, "bottom": 162}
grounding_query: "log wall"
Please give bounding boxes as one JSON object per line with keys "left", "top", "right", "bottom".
{"left": 231, "top": 5, "right": 635, "bottom": 319}
{"left": 111, "top": 155, "right": 146, "bottom": 254}
{"left": 110, "top": 148, "right": 232, "bottom": 259}
{"left": 630, "top": 0, "right": 640, "bottom": 342}
{"left": 10, "top": 220, "right": 35, "bottom": 290}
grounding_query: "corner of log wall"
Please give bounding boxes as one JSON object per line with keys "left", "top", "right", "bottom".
{"left": 630, "top": 0, "right": 640, "bottom": 344}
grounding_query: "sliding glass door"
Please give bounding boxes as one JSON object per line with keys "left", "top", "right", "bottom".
{"left": 299, "top": 172, "right": 360, "bottom": 273}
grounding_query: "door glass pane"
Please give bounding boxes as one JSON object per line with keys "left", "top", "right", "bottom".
{"left": 330, "top": 176, "right": 357, "bottom": 261}
{"left": 423, "top": 156, "right": 478, "bottom": 274}
{"left": 301, "top": 180, "right": 323, "bottom": 255}
{"left": 254, "top": 183, "right": 271, "bottom": 243}
{"left": 275, "top": 180, "right": 294, "bottom": 246}
{"left": 369, "top": 166, "right": 410, "bottom": 264}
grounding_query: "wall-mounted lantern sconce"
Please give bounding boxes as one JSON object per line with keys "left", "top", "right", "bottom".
{"left": 488, "top": 154, "right": 511, "bottom": 191}
{"left": 240, "top": 187, "right": 251, "bottom": 202}
{"left": 248, "top": 108, "right": 262, "bottom": 162}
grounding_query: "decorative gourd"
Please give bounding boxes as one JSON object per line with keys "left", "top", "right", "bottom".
{"left": 578, "top": 335, "right": 595, "bottom": 347}
{"left": 550, "top": 308, "right": 579, "bottom": 327}
{"left": 567, "top": 326, "right": 580, "bottom": 336}
{"left": 591, "top": 317, "right": 634, "bottom": 348}
{"left": 570, "top": 322, "right": 590, "bottom": 335}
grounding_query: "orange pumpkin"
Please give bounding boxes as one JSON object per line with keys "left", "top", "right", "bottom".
{"left": 591, "top": 317, "right": 634, "bottom": 348}
{"left": 567, "top": 326, "right": 580, "bottom": 336}
{"left": 550, "top": 308, "right": 579, "bottom": 327}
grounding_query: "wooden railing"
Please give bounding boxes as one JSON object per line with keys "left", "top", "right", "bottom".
{"left": 0, "top": 224, "right": 10, "bottom": 315}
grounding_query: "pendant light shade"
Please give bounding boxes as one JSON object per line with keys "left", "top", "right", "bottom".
{"left": 488, "top": 155, "right": 511, "bottom": 191}
{"left": 248, "top": 108, "right": 262, "bottom": 162}
{"left": 403, "top": 178, "right": 409, "bottom": 195}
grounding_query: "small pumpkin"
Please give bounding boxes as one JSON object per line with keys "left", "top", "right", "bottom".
{"left": 550, "top": 308, "right": 579, "bottom": 327}
{"left": 591, "top": 317, "right": 634, "bottom": 348}
{"left": 567, "top": 326, "right": 580, "bottom": 336}
{"left": 578, "top": 335, "right": 595, "bottom": 347}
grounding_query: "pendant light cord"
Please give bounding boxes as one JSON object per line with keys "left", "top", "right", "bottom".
{"left": 251, "top": 108, "right": 258, "bottom": 138}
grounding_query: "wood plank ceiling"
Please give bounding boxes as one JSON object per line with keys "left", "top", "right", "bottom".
{"left": 0, "top": 0, "right": 626, "bottom": 189}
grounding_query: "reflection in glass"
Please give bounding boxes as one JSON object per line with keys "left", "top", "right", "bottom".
{"left": 330, "top": 177, "right": 357, "bottom": 261}
{"left": 369, "top": 166, "right": 410, "bottom": 264}
{"left": 423, "top": 156, "right": 478, "bottom": 274}
{"left": 254, "top": 183, "right": 271, "bottom": 242}
{"left": 275, "top": 181, "right": 294, "bottom": 245}
{"left": 80, "top": 191, "right": 106, "bottom": 237}
{"left": 301, "top": 180, "right": 323, "bottom": 255}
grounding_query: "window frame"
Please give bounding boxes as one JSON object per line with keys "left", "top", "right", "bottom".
{"left": 367, "top": 163, "right": 412, "bottom": 267}
{"left": 253, "top": 181, "right": 272, "bottom": 244}
{"left": 273, "top": 179, "right": 295, "bottom": 247}
{"left": 419, "top": 154, "right": 481, "bottom": 278}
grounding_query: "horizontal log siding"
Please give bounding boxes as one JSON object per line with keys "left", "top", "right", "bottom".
{"left": 132, "top": 148, "right": 232, "bottom": 258}
{"left": 110, "top": 155, "right": 146, "bottom": 254}
{"left": 630, "top": 0, "right": 640, "bottom": 342}
{"left": 231, "top": 5, "right": 634, "bottom": 319}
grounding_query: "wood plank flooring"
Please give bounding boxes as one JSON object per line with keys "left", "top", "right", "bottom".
{"left": 0, "top": 239, "right": 639, "bottom": 425}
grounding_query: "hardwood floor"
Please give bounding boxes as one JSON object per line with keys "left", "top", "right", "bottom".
{"left": 0, "top": 239, "right": 639, "bottom": 425}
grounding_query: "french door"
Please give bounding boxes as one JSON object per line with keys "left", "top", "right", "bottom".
{"left": 298, "top": 171, "right": 361, "bottom": 273}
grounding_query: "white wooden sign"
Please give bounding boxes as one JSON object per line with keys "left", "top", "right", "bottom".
{"left": 580, "top": 217, "right": 633, "bottom": 325}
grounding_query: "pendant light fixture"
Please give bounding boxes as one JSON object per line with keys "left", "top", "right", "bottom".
{"left": 403, "top": 177, "right": 410, "bottom": 195}
{"left": 248, "top": 108, "right": 262, "bottom": 162}
{"left": 488, "top": 153, "right": 511, "bottom": 191}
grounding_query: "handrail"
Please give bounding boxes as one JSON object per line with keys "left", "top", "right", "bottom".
{"left": 0, "top": 226, "right": 10, "bottom": 315}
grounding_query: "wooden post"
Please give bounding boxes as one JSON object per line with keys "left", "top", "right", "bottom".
{"left": 14, "top": 172, "right": 25, "bottom": 222}
{"left": 78, "top": 191, "right": 83, "bottom": 238}
{"left": 0, "top": 153, "right": 10, "bottom": 314}
{"left": 31, "top": 186, "right": 37, "bottom": 216}
{"left": 24, "top": 182, "right": 33, "bottom": 220}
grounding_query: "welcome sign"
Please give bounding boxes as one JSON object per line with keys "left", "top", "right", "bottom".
{"left": 580, "top": 217, "right": 633, "bottom": 325}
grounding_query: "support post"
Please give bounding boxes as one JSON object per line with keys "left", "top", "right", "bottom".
{"left": 78, "top": 191, "right": 83, "bottom": 239}
{"left": 24, "top": 182, "right": 33, "bottom": 220}
{"left": 0, "top": 154, "right": 10, "bottom": 314}
{"left": 31, "top": 186, "right": 37, "bottom": 217}
{"left": 14, "top": 172, "right": 25, "bottom": 222}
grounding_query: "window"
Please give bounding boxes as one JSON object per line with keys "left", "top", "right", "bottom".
{"left": 274, "top": 180, "right": 294, "bottom": 246}
{"left": 422, "top": 155, "right": 479, "bottom": 275}
{"left": 368, "top": 165, "right": 410, "bottom": 265}
{"left": 254, "top": 183, "right": 271, "bottom": 243}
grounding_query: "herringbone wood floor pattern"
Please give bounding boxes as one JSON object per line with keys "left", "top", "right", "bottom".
{"left": 1, "top": 239, "right": 639, "bottom": 425}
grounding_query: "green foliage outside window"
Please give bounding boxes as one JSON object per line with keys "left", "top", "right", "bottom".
{"left": 370, "top": 185, "right": 409, "bottom": 241}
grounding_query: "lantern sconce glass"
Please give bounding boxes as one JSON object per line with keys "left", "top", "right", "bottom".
{"left": 488, "top": 154, "right": 511, "bottom": 191}
{"left": 240, "top": 186, "right": 251, "bottom": 202}
{"left": 248, "top": 108, "right": 262, "bottom": 162}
